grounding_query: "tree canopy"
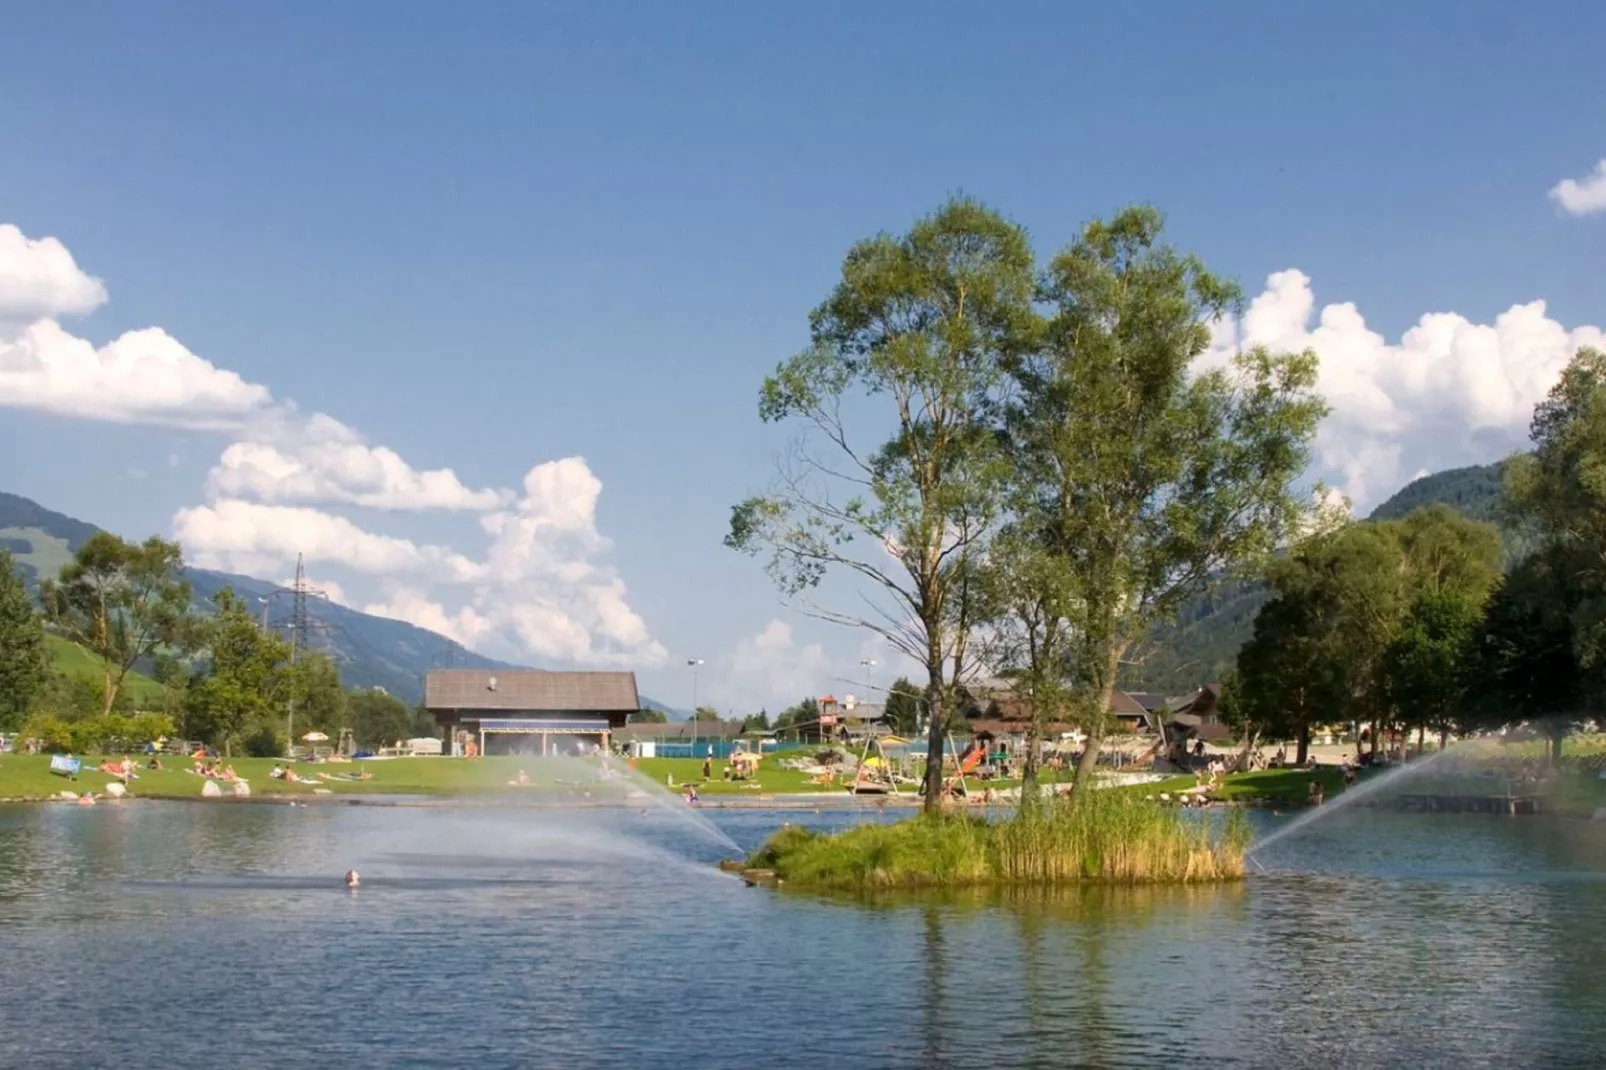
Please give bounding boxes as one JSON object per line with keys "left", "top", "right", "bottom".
{"left": 0, "top": 550, "right": 49, "bottom": 730}
{"left": 730, "top": 198, "right": 1326, "bottom": 807}
{"left": 39, "top": 532, "right": 195, "bottom": 716}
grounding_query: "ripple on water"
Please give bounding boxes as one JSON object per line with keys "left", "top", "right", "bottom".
{"left": 3, "top": 802, "right": 1606, "bottom": 1068}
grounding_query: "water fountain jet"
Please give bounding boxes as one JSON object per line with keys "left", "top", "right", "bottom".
{"left": 1249, "top": 745, "right": 1461, "bottom": 856}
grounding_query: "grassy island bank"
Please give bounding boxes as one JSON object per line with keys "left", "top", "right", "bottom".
{"left": 745, "top": 791, "right": 1250, "bottom": 891}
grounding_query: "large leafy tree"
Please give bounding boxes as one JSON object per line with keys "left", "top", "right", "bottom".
{"left": 1005, "top": 207, "right": 1326, "bottom": 791}
{"left": 39, "top": 533, "right": 194, "bottom": 716}
{"left": 1381, "top": 504, "right": 1503, "bottom": 747}
{"left": 1231, "top": 583, "right": 1349, "bottom": 765}
{"left": 291, "top": 651, "right": 348, "bottom": 735}
{"left": 883, "top": 677, "right": 924, "bottom": 736}
{"left": 1506, "top": 347, "right": 1606, "bottom": 672}
{"left": 1235, "top": 522, "right": 1406, "bottom": 763}
{"left": 1381, "top": 591, "right": 1484, "bottom": 748}
{"left": 773, "top": 696, "right": 821, "bottom": 740}
{"left": 0, "top": 550, "right": 49, "bottom": 729}
{"left": 347, "top": 688, "right": 417, "bottom": 749}
{"left": 1469, "top": 542, "right": 1594, "bottom": 763}
{"left": 727, "top": 197, "right": 1036, "bottom": 810}
{"left": 186, "top": 586, "right": 295, "bottom": 756}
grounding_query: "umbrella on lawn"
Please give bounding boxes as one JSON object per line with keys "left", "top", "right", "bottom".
{"left": 302, "top": 731, "right": 329, "bottom": 743}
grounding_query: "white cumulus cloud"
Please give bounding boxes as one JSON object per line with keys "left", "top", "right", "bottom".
{"left": 1550, "top": 159, "right": 1606, "bottom": 217}
{"left": 0, "top": 318, "right": 274, "bottom": 429}
{"left": 208, "top": 413, "right": 508, "bottom": 511}
{"left": 471, "top": 457, "right": 666, "bottom": 667}
{"left": 0, "top": 220, "right": 666, "bottom": 670}
{"left": 1211, "top": 269, "right": 1606, "bottom": 507}
{"left": 363, "top": 587, "right": 493, "bottom": 648}
{"left": 173, "top": 499, "right": 485, "bottom": 582}
{"left": 731, "top": 619, "right": 830, "bottom": 709}
{"left": 0, "top": 224, "right": 274, "bottom": 428}
{"left": 0, "top": 224, "right": 107, "bottom": 324}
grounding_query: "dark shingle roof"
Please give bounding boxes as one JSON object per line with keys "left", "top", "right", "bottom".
{"left": 425, "top": 669, "right": 639, "bottom": 712}
{"left": 1107, "top": 690, "right": 1149, "bottom": 716}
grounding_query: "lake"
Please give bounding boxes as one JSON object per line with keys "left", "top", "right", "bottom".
{"left": 3, "top": 798, "right": 1605, "bottom": 1069}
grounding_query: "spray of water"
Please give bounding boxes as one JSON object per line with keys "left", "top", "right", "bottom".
{"left": 1250, "top": 746, "right": 1459, "bottom": 855}
{"left": 597, "top": 753, "right": 742, "bottom": 854}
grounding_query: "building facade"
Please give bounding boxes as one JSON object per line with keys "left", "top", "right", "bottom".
{"left": 424, "top": 669, "right": 640, "bottom": 756}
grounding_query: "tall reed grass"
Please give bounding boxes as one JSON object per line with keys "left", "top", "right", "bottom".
{"left": 748, "top": 792, "right": 1249, "bottom": 891}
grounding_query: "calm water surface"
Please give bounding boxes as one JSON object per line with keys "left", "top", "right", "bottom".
{"left": 3, "top": 798, "right": 1605, "bottom": 1069}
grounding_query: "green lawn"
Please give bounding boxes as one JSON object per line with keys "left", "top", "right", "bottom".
{"left": 0, "top": 754, "right": 647, "bottom": 801}
{"left": 1139, "top": 766, "right": 1350, "bottom": 804}
{"left": 631, "top": 756, "right": 839, "bottom": 795}
{"left": 44, "top": 635, "right": 167, "bottom": 706}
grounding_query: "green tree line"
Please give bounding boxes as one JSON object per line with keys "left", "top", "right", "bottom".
{"left": 1226, "top": 347, "right": 1606, "bottom": 765}
{"left": 0, "top": 533, "right": 434, "bottom": 756}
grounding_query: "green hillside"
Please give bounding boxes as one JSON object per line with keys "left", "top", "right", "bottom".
{"left": 1121, "top": 460, "right": 1515, "bottom": 692}
{"left": 1, "top": 489, "right": 680, "bottom": 713}
{"left": 1367, "top": 461, "right": 1507, "bottom": 523}
{"left": 44, "top": 635, "right": 168, "bottom": 707}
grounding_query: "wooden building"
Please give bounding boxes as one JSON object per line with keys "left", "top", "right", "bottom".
{"left": 424, "top": 669, "right": 639, "bottom": 756}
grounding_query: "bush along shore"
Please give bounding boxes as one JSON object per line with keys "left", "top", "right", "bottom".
{"left": 743, "top": 790, "right": 1250, "bottom": 891}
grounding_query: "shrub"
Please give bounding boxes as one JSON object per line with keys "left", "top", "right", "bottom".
{"left": 749, "top": 791, "right": 1248, "bottom": 891}
{"left": 243, "top": 726, "right": 284, "bottom": 758}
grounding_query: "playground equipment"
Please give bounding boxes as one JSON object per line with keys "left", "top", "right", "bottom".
{"left": 729, "top": 746, "right": 763, "bottom": 780}
{"left": 939, "top": 734, "right": 974, "bottom": 800}
{"left": 848, "top": 735, "right": 902, "bottom": 795}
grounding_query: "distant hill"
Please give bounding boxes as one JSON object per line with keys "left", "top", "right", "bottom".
{"left": 1122, "top": 459, "right": 1521, "bottom": 692}
{"left": 1367, "top": 461, "right": 1508, "bottom": 525}
{"left": 1, "top": 490, "right": 674, "bottom": 710}
{"left": 44, "top": 634, "right": 167, "bottom": 706}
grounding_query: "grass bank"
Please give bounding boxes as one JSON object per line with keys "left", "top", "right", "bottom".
{"left": 746, "top": 790, "right": 1249, "bottom": 891}
{"left": 0, "top": 754, "right": 626, "bottom": 801}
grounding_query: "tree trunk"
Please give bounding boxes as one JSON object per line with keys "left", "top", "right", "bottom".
{"left": 1071, "top": 641, "right": 1128, "bottom": 799}
{"left": 1295, "top": 723, "right": 1310, "bottom": 767}
{"left": 920, "top": 676, "right": 947, "bottom": 814}
{"left": 1231, "top": 726, "right": 1261, "bottom": 774}
{"left": 1021, "top": 710, "right": 1041, "bottom": 805}
{"left": 1549, "top": 725, "right": 1565, "bottom": 768}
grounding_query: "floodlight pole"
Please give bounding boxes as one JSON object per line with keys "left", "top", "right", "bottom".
{"left": 687, "top": 658, "right": 704, "bottom": 749}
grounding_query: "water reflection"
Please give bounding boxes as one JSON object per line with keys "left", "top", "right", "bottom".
{"left": 2, "top": 802, "right": 1606, "bottom": 1068}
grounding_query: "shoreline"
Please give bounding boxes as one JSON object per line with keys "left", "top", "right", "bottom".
{"left": 0, "top": 790, "right": 930, "bottom": 810}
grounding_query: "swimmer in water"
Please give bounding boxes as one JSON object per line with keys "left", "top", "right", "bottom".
{"left": 344, "top": 869, "right": 359, "bottom": 888}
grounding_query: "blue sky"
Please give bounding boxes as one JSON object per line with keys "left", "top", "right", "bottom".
{"left": 1, "top": 1, "right": 1603, "bottom": 713}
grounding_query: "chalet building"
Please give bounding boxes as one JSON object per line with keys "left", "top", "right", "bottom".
{"left": 425, "top": 669, "right": 640, "bottom": 756}
{"left": 1168, "top": 683, "right": 1232, "bottom": 743}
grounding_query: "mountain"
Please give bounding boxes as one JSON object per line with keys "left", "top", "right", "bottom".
{"left": 1122, "top": 460, "right": 1518, "bottom": 692}
{"left": 1367, "top": 461, "right": 1509, "bottom": 525}
{"left": 0, "top": 490, "right": 673, "bottom": 710}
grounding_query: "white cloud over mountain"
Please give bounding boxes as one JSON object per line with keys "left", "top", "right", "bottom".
{"left": 173, "top": 498, "right": 488, "bottom": 581}
{"left": 1210, "top": 269, "right": 1606, "bottom": 507}
{"left": 208, "top": 413, "right": 509, "bottom": 512}
{"left": 0, "top": 221, "right": 665, "bottom": 670}
{"left": 1550, "top": 159, "right": 1606, "bottom": 217}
